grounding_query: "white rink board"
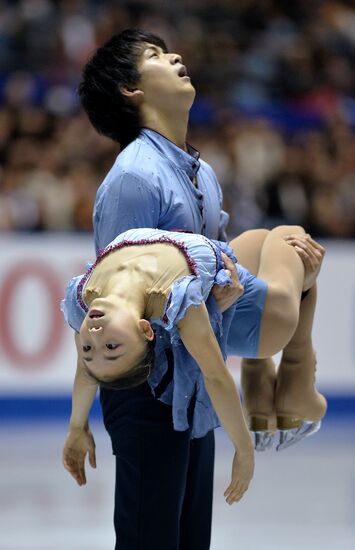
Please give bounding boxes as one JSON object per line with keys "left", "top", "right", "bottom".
{"left": 0, "top": 234, "right": 354, "bottom": 394}
{"left": 0, "top": 234, "right": 94, "bottom": 393}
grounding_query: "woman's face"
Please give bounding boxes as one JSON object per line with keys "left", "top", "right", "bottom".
{"left": 79, "top": 298, "right": 148, "bottom": 381}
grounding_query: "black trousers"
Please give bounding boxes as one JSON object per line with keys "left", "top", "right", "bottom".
{"left": 100, "top": 382, "right": 215, "bottom": 550}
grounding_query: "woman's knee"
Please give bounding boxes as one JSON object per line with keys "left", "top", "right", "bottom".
{"left": 244, "top": 228, "right": 270, "bottom": 239}
{"left": 229, "top": 228, "right": 270, "bottom": 250}
{"left": 270, "top": 225, "right": 306, "bottom": 238}
{"left": 229, "top": 229, "right": 270, "bottom": 274}
{"left": 270, "top": 225, "right": 306, "bottom": 239}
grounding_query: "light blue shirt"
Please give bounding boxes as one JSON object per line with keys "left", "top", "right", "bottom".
{"left": 94, "top": 128, "right": 229, "bottom": 253}
{"left": 93, "top": 128, "right": 230, "bottom": 438}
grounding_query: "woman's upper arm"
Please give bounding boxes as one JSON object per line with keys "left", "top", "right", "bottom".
{"left": 177, "top": 304, "right": 228, "bottom": 380}
{"left": 177, "top": 302, "right": 209, "bottom": 331}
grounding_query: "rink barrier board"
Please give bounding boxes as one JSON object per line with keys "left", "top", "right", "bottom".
{"left": 0, "top": 394, "right": 354, "bottom": 421}
{"left": 0, "top": 235, "right": 354, "bottom": 397}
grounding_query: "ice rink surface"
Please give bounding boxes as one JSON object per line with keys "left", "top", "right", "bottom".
{"left": 0, "top": 415, "right": 354, "bottom": 550}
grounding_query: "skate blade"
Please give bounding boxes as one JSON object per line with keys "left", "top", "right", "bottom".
{"left": 276, "top": 420, "right": 322, "bottom": 452}
{"left": 253, "top": 430, "right": 275, "bottom": 452}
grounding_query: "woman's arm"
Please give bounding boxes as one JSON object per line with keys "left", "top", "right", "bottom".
{"left": 177, "top": 303, "right": 254, "bottom": 504}
{"left": 62, "top": 333, "right": 98, "bottom": 486}
{"left": 69, "top": 332, "right": 99, "bottom": 429}
{"left": 177, "top": 303, "right": 251, "bottom": 450}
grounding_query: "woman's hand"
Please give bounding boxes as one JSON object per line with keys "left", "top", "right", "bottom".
{"left": 62, "top": 425, "right": 96, "bottom": 486}
{"left": 224, "top": 445, "right": 255, "bottom": 505}
{"left": 212, "top": 252, "right": 244, "bottom": 312}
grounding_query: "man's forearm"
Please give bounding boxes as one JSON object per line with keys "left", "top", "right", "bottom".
{"left": 70, "top": 359, "right": 98, "bottom": 429}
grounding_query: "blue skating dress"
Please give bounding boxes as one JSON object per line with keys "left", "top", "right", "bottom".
{"left": 61, "top": 228, "right": 267, "bottom": 437}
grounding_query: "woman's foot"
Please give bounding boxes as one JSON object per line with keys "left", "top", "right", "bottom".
{"left": 241, "top": 358, "right": 277, "bottom": 451}
{"left": 275, "top": 350, "right": 327, "bottom": 451}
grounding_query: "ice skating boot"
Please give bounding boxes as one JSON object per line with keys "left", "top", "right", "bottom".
{"left": 275, "top": 350, "right": 327, "bottom": 451}
{"left": 241, "top": 358, "right": 277, "bottom": 451}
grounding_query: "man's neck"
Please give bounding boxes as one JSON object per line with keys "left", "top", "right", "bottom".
{"left": 142, "top": 109, "right": 189, "bottom": 151}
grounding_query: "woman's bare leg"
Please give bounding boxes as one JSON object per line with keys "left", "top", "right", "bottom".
{"left": 230, "top": 226, "right": 326, "bottom": 449}
{"left": 230, "top": 226, "right": 326, "bottom": 448}
{"left": 230, "top": 226, "right": 305, "bottom": 356}
{"left": 255, "top": 230, "right": 326, "bottom": 448}
{"left": 275, "top": 284, "right": 327, "bottom": 449}
{"left": 230, "top": 225, "right": 305, "bottom": 444}
{"left": 252, "top": 225, "right": 305, "bottom": 356}
{"left": 229, "top": 229, "right": 277, "bottom": 445}
{"left": 229, "top": 229, "right": 269, "bottom": 275}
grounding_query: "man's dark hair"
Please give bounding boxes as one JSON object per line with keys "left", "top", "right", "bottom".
{"left": 85, "top": 339, "right": 155, "bottom": 390}
{"left": 78, "top": 29, "right": 168, "bottom": 148}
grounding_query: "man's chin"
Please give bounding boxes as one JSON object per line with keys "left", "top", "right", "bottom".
{"left": 183, "top": 85, "right": 196, "bottom": 108}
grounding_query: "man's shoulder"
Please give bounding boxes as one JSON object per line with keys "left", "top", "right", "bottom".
{"left": 96, "top": 138, "right": 159, "bottom": 200}
{"left": 95, "top": 138, "right": 163, "bottom": 207}
{"left": 111, "top": 136, "right": 161, "bottom": 181}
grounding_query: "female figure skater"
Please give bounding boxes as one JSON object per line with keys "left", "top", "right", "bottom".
{"left": 62, "top": 225, "right": 326, "bottom": 504}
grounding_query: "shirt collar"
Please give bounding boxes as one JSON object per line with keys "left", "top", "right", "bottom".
{"left": 140, "top": 127, "right": 200, "bottom": 177}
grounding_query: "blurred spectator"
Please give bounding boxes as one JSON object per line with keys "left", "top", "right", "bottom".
{"left": 0, "top": 0, "right": 355, "bottom": 237}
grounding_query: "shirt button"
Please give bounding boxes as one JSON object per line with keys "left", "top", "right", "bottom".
{"left": 192, "top": 162, "right": 197, "bottom": 169}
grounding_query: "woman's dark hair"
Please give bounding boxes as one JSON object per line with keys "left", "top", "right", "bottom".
{"left": 78, "top": 29, "right": 168, "bottom": 148}
{"left": 85, "top": 339, "right": 155, "bottom": 390}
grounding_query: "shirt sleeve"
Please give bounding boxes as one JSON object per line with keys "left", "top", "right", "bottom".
{"left": 60, "top": 274, "right": 86, "bottom": 333}
{"left": 218, "top": 209, "right": 230, "bottom": 242}
{"left": 94, "top": 170, "right": 161, "bottom": 253}
{"left": 216, "top": 179, "right": 229, "bottom": 242}
{"left": 205, "top": 162, "right": 230, "bottom": 242}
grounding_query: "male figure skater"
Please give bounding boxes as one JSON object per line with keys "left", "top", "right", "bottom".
{"left": 64, "top": 29, "right": 324, "bottom": 550}
{"left": 71, "top": 29, "right": 242, "bottom": 550}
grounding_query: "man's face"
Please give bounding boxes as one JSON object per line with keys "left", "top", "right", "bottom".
{"left": 136, "top": 42, "right": 196, "bottom": 112}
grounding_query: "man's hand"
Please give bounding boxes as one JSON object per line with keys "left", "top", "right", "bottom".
{"left": 211, "top": 252, "right": 244, "bottom": 312}
{"left": 284, "top": 233, "right": 325, "bottom": 291}
{"left": 62, "top": 425, "right": 96, "bottom": 486}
